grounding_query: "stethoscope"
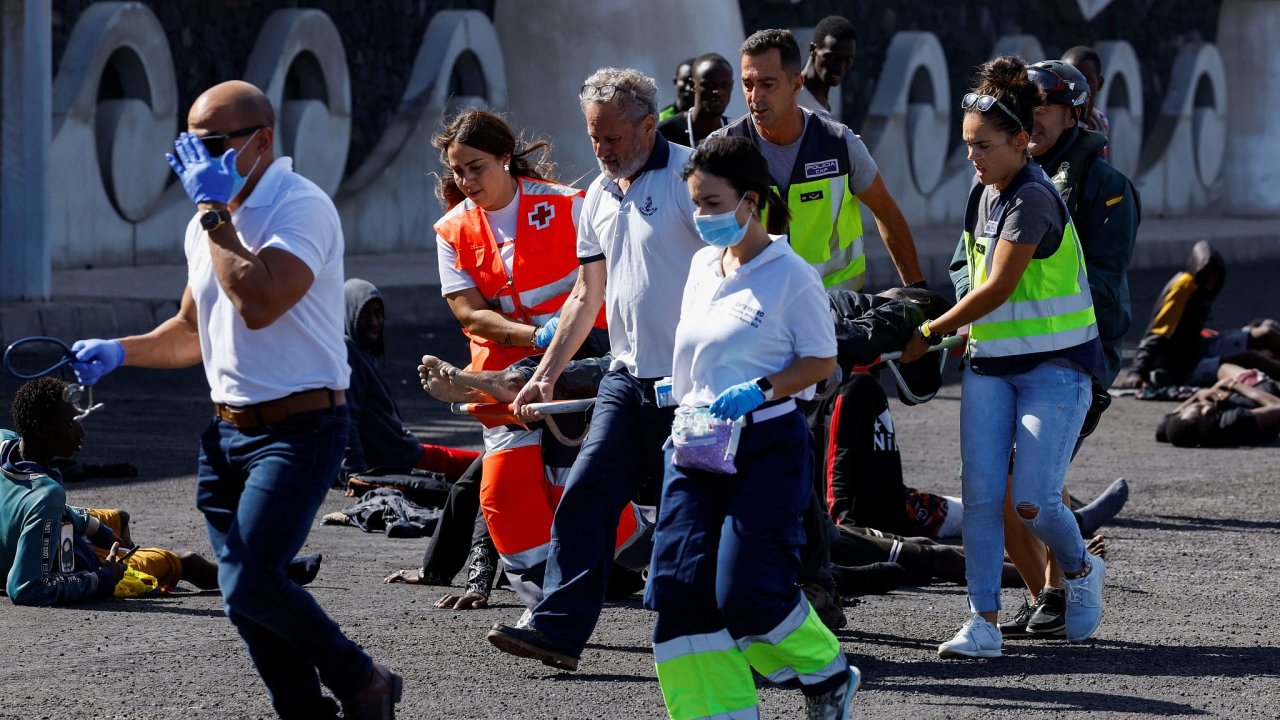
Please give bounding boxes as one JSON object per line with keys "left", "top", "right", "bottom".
{"left": 4, "top": 336, "right": 106, "bottom": 420}
{"left": 686, "top": 111, "right": 727, "bottom": 146}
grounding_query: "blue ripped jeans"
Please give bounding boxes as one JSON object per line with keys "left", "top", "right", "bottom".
{"left": 960, "top": 361, "right": 1090, "bottom": 613}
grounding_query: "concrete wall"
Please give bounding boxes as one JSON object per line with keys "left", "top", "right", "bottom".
{"left": 1, "top": 0, "right": 1276, "bottom": 290}
{"left": 494, "top": 0, "right": 746, "bottom": 184}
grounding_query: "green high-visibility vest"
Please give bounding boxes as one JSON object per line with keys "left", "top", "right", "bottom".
{"left": 964, "top": 165, "right": 1098, "bottom": 359}
{"left": 724, "top": 114, "right": 865, "bottom": 289}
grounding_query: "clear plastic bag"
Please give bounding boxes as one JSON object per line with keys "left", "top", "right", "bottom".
{"left": 669, "top": 406, "right": 742, "bottom": 474}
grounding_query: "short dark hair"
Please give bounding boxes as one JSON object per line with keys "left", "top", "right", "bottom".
{"left": 741, "top": 29, "right": 802, "bottom": 75}
{"left": 812, "top": 16, "right": 857, "bottom": 45}
{"left": 11, "top": 377, "right": 66, "bottom": 436}
{"left": 1062, "top": 46, "right": 1102, "bottom": 70}
{"left": 683, "top": 136, "right": 791, "bottom": 235}
{"left": 695, "top": 52, "right": 731, "bottom": 71}
{"left": 1162, "top": 412, "right": 1203, "bottom": 447}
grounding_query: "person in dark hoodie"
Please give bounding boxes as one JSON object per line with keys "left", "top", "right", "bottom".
{"left": 1118, "top": 242, "right": 1280, "bottom": 389}
{"left": 343, "top": 278, "right": 479, "bottom": 477}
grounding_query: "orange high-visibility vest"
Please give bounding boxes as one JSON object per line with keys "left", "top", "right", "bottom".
{"left": 480, "top": 426, "right": 640, "bottom": 573}
{"left": 435, "top": 177, "right": 606, "bottom": 371}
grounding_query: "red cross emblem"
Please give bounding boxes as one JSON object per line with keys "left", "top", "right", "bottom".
{"left": 528, "top": 201, "right": 555, "bottom": 230}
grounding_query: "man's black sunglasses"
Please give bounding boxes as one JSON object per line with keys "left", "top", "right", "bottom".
{"left": 199, "top": 125, "right": 265, "bottom": 157}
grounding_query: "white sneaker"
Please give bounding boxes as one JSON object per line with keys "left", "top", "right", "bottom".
{"left": 1063, "top": 552, "right": 1105, "bottom": 641}
{"left": 938, "top": 615, "right": 1002, "bottom": 658}
{"left": 804, "top": 666, "right": 861, "bottom": 720}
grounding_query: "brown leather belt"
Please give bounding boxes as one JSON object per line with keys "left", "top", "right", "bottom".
{"left": 215, "top": 389, "right": 346, "bottom": 430}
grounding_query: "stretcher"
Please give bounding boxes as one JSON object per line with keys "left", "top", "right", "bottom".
{"left": 849, "top": 333, "right": 967, "bottom": 405}
{"left": 449, "top": 334, "right": 967, "bottom": 442}
{"left": 450, "top": 399, "right": 595, "bottom": 446}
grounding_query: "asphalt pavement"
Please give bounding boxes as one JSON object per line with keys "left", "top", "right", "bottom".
{"left": 0, "top": 262, "right": 1276, "bottom": 718}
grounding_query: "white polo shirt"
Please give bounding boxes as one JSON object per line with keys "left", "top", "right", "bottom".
{"left": 185, "top": 156, "right": 349, "bottom": 405}
{"left": 672, "top": 235, "right": 836, "bottom": 407}
{"left": 576, "top": 135, "right": 703, "bottom": 378}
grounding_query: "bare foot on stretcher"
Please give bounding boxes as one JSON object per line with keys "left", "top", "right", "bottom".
{"left": 419, "top": 355, "right": 528, "bottom": 403}
{"left": 418, "top": 356, "right": 492, "bottom": 403}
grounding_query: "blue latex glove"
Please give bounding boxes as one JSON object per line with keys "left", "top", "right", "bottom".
{"left": 70, "top": 339, "right": 125, "bottom": 386}
{"left": 709, "top": 381, "right": 765, "bottom": 421}
{"left": 534, "top": 317, "right": 559, "bottom": 350}
{"left": 165, "top": 132, "right": 239, "bottom": 205}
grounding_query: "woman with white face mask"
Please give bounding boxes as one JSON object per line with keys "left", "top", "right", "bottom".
{"left": 644, "top": 136, "right": 859, "bottom": 720}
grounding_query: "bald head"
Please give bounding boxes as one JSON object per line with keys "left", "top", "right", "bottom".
{"left": 188, "top": 80, "right": 275, "bottom": 131}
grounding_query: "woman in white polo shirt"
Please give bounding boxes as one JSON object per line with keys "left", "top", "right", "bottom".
{"left": 644, "top": 136, "right": 858, "bottom": 720}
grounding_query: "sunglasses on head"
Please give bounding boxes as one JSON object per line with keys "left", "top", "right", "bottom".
{"left": 961, "top": 93, "right": 1024, "bottom": 131}
{"left": 580, "top": 84, "right": 638, "bottom": 102}
{"left": 198, "top": 125, "right": 265, "bottom": 157}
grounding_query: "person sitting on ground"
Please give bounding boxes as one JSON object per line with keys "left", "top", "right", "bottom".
{"left": 798, "top": 15, "right": 858, "bottom": 117}
{"left": 657, "top": 53, "right": 733, "bottom": 147}
{"left": 1, "top": 378, "right": 323, "bottom": 606}
{"left": 343, "top": 277, "right": 479, "bottom": 478}
{"left": 1118, "top": 241, "right": 1280, "bottom": 389}
{"left": 1156, "top": 363, "right": 1280, "bottom": 447}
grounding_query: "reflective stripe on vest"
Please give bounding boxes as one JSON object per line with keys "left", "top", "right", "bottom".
{"left": 726, "top": 113, "right": 866, "bottom": 290}
{"left": 496, "top": 266, "right": 577, "bottom": 318}
{"left": 433, "top": 176, "right": 599, "bottom": 371}
{"left": 654, "top": 629, "right": 759, "bottom": 720}
{"left": 783, "top": 173, "right": 864, "bottom": 289}
{"left": 964, "top": 174, "right": 1099, "bottom": 359}
{"left": 736, "top": 601, "right": 846, "bottom": 687}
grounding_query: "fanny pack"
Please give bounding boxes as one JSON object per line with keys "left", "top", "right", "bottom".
{"left": 667, "top": 406, "right": 743, "bottom": 474}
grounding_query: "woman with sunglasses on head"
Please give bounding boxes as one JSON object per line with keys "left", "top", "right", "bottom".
{"left": 645, "top": 136, "right": 858, "bottom": 720}
{"left": 900, "top": 56, "right": 1107, "bottom": 659}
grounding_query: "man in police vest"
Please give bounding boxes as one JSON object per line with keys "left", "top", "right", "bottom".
{"left": 714, "top": 28, "right": 924, "bottom": 291}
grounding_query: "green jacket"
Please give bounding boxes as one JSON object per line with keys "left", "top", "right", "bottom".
{"left": 0, "top": 431, "right": 107, "bottom": 605}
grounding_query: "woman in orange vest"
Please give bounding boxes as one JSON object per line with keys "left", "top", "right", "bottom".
{"left": 430, "top": 110, "right": 634, "bottom": 610}
{"left": 433, "top": 109, "right": 604, "bottom": 372}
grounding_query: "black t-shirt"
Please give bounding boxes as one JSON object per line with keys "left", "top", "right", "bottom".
{"left": 1212, "top": 408, "right": 1280, "bottom": 447}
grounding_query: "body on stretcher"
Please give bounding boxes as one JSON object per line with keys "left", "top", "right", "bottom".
{"left": 450, "top": 334, "right": 968, "bottom": 437}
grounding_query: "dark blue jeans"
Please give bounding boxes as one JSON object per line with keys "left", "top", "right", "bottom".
{"left": 197, "top": 405, "right": 371, "bottom": 719}
{"left": 531, "top": 369, "right": 674, "bottom": 656}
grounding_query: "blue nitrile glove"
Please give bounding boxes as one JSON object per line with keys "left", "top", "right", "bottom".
{"left": 70, "top": 339, "right": 125, "bottom": 387}
{"left": 165, "top": 132, "right": 239, "bottom": 205}
{"left": 534, "top": 317, "right": 559, "bottom": 350}
{"left": 709, "top": 381, "right": 765, "bottom": 421}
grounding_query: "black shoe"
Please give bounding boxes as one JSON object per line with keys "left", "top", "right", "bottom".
{"left": 486, "top": 623, "right": 580, "bottom": 671}
{"left": 285, "top": 552, "right": 323, "bottom": 586}
{"left": 801, "top": 580, "right": 848, "bottom": 630}
{"left": 341, "top": 662, "right": 402, "bottom": 720}
{"left": 998, "top": 596, "right": 1037, "bottom": 637}
{"left": 1027, "top": 587, "right": 1066, "bottom": 635}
